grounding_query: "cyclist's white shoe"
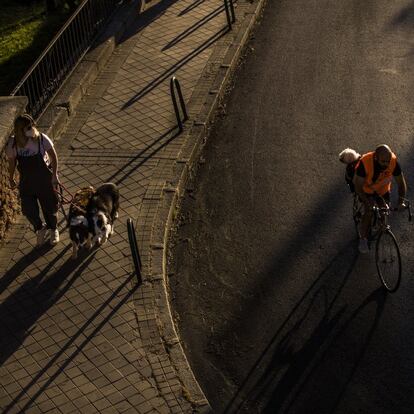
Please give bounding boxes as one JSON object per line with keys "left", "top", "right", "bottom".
{"left": 358, "top": 238, "right": 369, "bottom": 254}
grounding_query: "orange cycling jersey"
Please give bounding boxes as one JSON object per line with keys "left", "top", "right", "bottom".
{"left": 355, "top": 151, "right": 397, "bottom": 196}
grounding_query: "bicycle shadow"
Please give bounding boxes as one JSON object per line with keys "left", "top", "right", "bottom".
{"left": 264, "top": 288, "right": 387, "bottom": 414}
{"left": 230, "top": 281, "right": 386, "bottom": 414}
{"left": 224, "top": 240, "right": 359, "bottom": 413}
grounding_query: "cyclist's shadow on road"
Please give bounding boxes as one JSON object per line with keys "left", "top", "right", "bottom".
{"left": 260, "top": 287, "right": 386, "bottom": 414}
{"left": 226, "top": 241, "right": 387, "bottom": 414}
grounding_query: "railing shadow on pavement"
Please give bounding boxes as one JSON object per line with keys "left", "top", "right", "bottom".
{"left": 3, "top": 271, "right": 139, "bottom": 414}
{"left": 223, "top": 240, "right": 359, "bottom": 413}
{"left": 178, "top": 0, "right": 207, "bottom": 16}
{"left": 118, "top": 0, "right": 182, "bottom": 45}
{"left": 105, "top": 126, "right": 181, "bottom": 186}
{"left": 162, "top": 2, "right": 230, "bottom": 51}
{"left": 121, "top": 27, "right": 228, "bottom": 109}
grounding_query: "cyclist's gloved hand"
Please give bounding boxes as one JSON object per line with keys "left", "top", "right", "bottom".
{"left": 397, "top": 201, "right": 407, "bottom": 211}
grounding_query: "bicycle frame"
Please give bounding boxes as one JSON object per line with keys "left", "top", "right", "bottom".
{"left": 352, "top": 194, "right": 411, "bottom": 239}
{"left": 372, "top": 203, "right": 390, "bottom": 233}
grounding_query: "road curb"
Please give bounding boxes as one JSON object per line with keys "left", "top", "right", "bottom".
{"left": 138, "top": 0, "right": 268, "bottom": 411}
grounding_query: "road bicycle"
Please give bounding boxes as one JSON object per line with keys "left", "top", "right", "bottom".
{"left": 353, "top": 194, "right": 412, "bottom": 292}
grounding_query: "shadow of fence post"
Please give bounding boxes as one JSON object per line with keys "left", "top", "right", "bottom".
{"left": 170, "top": 76, "right": 188, "bottom": 132}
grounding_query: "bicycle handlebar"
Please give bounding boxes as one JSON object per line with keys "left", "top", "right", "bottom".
{"left": 371, "top": 199, "right": 412, "bottom": 222}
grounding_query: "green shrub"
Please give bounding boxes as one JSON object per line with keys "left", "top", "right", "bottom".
{"left": 0, "top": 0, "right": 76, "bottom": 95}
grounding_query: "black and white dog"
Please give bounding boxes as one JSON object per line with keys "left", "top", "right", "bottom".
{"left": 69, "top": 216, "right": 93, "bottom": 259}
{"left": 68, "top": 186, "right": 95, "bottom": 259}
{"left": 87, "top": 183, "right": 120, "bottom": 245}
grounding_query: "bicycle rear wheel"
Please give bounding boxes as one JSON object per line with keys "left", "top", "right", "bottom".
{"left": 375, "top": 229, "right": 401, "bottom": 292}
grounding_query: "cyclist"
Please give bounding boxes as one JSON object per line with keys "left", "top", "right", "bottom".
{"left": 353, "top": 144, "right": 407, "bottom": 253}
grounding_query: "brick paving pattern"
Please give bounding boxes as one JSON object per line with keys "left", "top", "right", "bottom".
{"left": 0, "top": 0, "right": 263, "bottom": 412}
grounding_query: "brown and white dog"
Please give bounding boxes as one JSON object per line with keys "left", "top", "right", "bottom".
{"left": 87, "top": 183, "right": 120, "bottom": 245}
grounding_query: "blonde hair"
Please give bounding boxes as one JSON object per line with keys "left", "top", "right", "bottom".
{"left": 13, "top": 114, "right": 39, "bottom": 148}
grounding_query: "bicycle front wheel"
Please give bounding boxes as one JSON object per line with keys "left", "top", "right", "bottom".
{"left": 375, "top": 230, "right": 401, "bottom": 293}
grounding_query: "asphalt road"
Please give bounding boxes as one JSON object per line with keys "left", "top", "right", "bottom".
{"left": 169, "top": 0, "right": 414, "bottom": 413}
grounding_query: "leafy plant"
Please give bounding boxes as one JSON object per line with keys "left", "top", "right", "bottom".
{"left": 0, "top": 0, "right": 74, "bottom": 95}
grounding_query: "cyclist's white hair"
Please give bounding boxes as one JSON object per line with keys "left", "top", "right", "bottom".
{"left": 338, "top": 148, "right": 361, "bottom": 164}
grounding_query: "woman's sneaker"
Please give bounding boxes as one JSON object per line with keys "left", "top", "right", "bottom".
{"left": 36, "top": 225, "right": 48, "bottom": 246}
{"left": 50, "top": 229, "right": 60, "bottom": 245}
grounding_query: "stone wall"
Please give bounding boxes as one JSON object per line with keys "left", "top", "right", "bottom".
{"left": 0, "top": 97, "right": 28, "bottom": 242}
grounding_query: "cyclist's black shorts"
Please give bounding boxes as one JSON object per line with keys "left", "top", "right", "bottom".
{"left": 366, "top": 192, "right": 390, "bottom": 204}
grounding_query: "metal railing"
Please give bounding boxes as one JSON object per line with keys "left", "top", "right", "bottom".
{"left": 11, "top": 0, "right": 120, "bottom": 119}
{"left": 170, "top": 76, "right": 188, "bottom": 132}
{"left": 127, "top": 218, "right": 143, "bottom": 285}
{"left": 224, "top": 0, "right": 236, "bottom": 30}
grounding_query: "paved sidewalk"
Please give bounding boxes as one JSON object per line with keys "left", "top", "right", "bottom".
{"left": 0, "top": 0, "right": 265, "bottom": 412}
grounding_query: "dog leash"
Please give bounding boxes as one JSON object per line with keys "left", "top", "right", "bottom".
{"left": 55, "top": 183, "right": 89, "bottom": 215}
{"left": 55, "top": 183, "right": 73, "bottom": 205}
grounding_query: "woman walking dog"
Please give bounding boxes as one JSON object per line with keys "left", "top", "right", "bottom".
{"left": 6, "top": 114, "right": 60, "bottom": 246}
